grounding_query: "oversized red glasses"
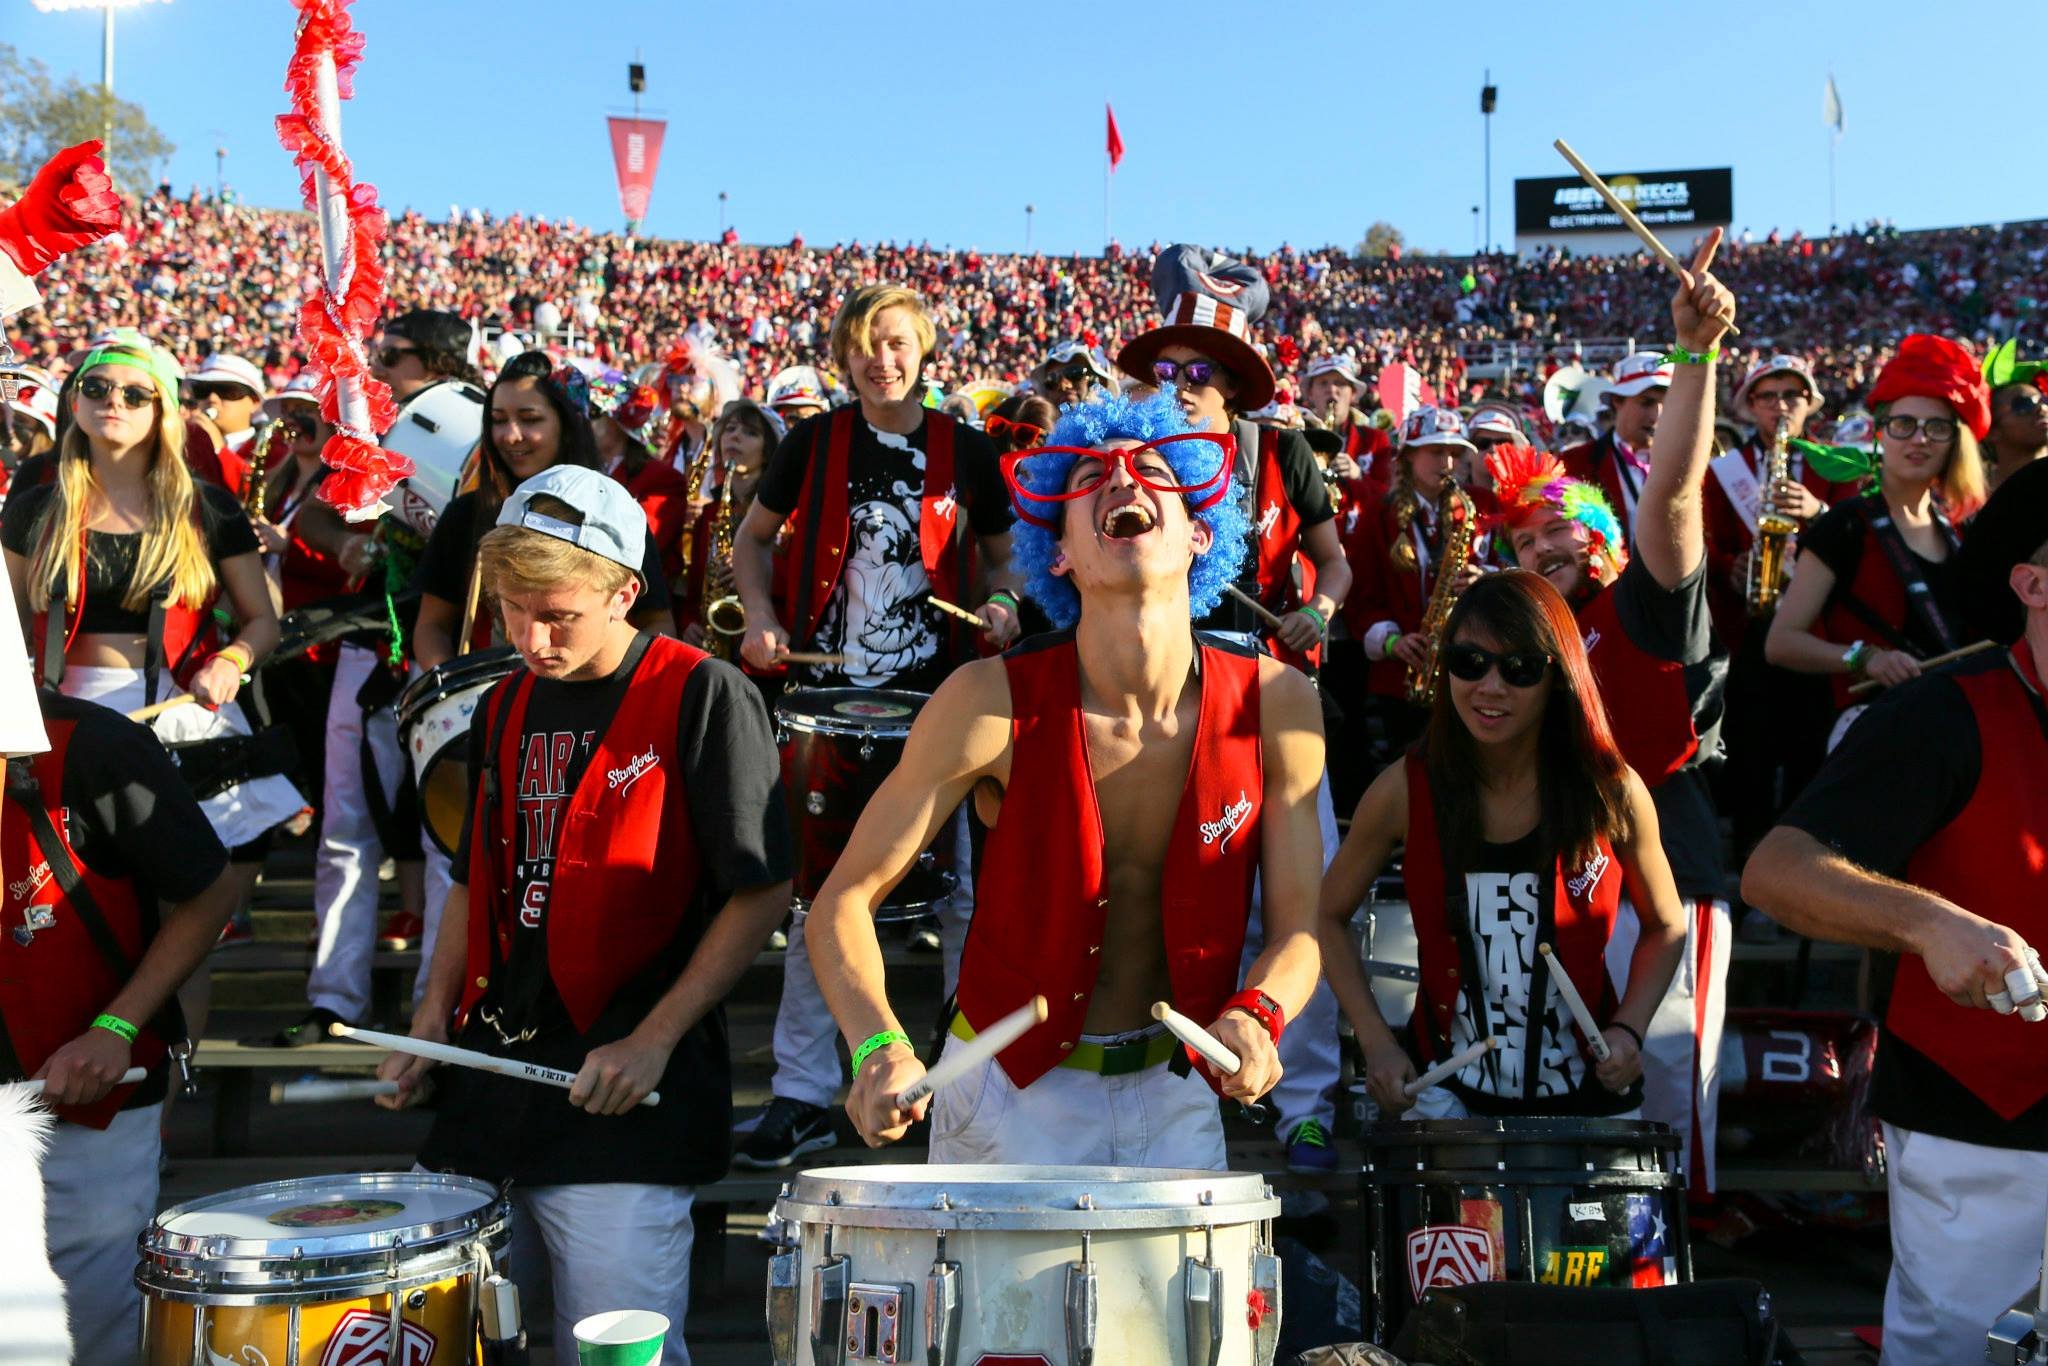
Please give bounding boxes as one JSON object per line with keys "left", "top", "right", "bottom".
{"left": 1000, "top": 433, "right": 1236, "bottom": 531}
{"left": 985, "top": 414, "right": 1046, "bottom": 446}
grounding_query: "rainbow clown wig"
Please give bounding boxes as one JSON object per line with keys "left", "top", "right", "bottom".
{"left": 1007, "top": 389, "right": 1249, "bottom": 630}
{"left": 1486, "top": 445, "right": 1628, "bottom": 574}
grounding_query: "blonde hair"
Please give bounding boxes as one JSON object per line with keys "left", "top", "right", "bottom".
{"left": 1875, "top": 400, "right": 1989, "bottom": 521}
{"left": 830, "top": 284, "right": 935, "bottom": 376}
{"left": 27, "top": 353, "right": 214, "bottom": 614}
{"left": 478, "top": 498, "right": 635, "bottom": 600}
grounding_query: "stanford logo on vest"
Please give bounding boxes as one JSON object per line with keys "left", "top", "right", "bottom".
{"left": 1200, "top": 791, "right": 1255, "bottom": 853}
{"left": 607, "top": 746, "right": 660, "bottom": 793}
{"left": 1406, "top": 1224, "right": 1499, "bottom": 1300}
{"left": 1567, "top": 850, "right": 1611, "bottom": 900}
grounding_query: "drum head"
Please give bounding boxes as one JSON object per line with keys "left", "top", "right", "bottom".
{"left": 155, "top": 1172, "right": 495, "bottom": 1244}
{"left": 776, "top": 687, "right": 928, "bottom": 737}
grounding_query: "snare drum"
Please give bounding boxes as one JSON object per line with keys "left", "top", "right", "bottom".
{"left": 1360, "top": 1118, "right": 1691, "bottom": 1345}
{"left": 397, "top": 647, "right": 521, "bottom": 857}
{"left": 138, "top": 1171, "right": 509, "bottom": 1365}
{"left": 769, "top": 1164, "right": 1284, "bottom": 1366}
{"left": 776, "top": 688, "right": 956, "bottom": 920}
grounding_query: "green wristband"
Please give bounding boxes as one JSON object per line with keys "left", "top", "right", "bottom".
{"left": 91, "top": 1012, "right": 138, "bottom": 1044}
{"left": 1663, "top": 345, "right": 1720, "bottom": 366}
{"left": 985, "top": 590, "right": 1020, "bottom": 613}
{"left": 1296, "top": 605, "right": 1328, "bottom": 636}
{"left": 851, "top": 1029, "right": 911, "bottom": 1078}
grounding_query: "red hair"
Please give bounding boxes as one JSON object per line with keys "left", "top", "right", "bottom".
{"left": 1422, "top": 570, "right": 1632, "bottom": 868}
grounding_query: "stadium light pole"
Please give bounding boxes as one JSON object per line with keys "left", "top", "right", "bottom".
{"left": 1480, "top": 73, "right": 1498, "bottom": 252}
{"left": 1026, "top": 204, "right": 1035, "bottom": 251}
{"left": 29, "top": 0, "right": 172, "bottom": 152}
{"left": 1471, "top": 205, "right": 1480, "bottom": 255}
{"left": 718, "top": 190, "right": 728, "bottom": 236}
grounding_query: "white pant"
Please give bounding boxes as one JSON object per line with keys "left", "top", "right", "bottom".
{"left": 1240, "top": 773, "right": 1342, "bottom": 1135}
{"left": 928, "top": 1030, "right": 1228, "bottom": 1169}
{"left": 1880, "top": 1123, "right": 2048, "bottom": 1366}
{"left": 1606, "top": 897, "right": 1730, "bottom": 1193}
{"left": 42, "top": 1103, "right": 161, "bottom": 1366}
{"left": 309, "top": 645, "right": 453, "bottom": 1021}
{"left": 499, "top": 1182, "right": 697, "bottom": 1366}
{"left": 768, "top": 809, "right": 973, "bottom": 1109}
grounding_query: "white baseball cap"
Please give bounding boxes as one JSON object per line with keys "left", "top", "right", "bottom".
{"left": 1303, "top": 353, "right": 1363, "bottom": 387}
{"left": 187, "top": 352, "right": 264, "bottom": 396}
{"left": 1733, "top": 354, "right": 1817, "bottom": 418}
{"left": 1467, "top": 408, "right": 1522, "bottom": 442}
{"left": 1399, "top": 404, "right": 1476, "bottom": 453}
{"left": 497, "top": 466, "right": 648, "bottom": 583}
{"left": 261, "top": 373, "right": 321, "bottom": 422}
{"left": 764, "top": 365, "right": 829, "bottom": 411}
{"left": 1608, "top": 351, "right": 1675, "bottom": 398}
{"left": 6, "top": 373, "right": 58, "bottom": 435}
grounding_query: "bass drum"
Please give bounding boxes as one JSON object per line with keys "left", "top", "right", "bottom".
{"left": 776, "top": 687, "right": 955, "bottom": 922}
{"left": 379, "top": 379, "right": 485, "bottom": 535}
{"left": 138, "top": 1171, "right": 509, "bottom": 1365}
{"left": 1361, "top": 1118, "right": 1691, "bottom": 1346}
{"left": 397, "top": 646, "right": 521, "bottom": 857}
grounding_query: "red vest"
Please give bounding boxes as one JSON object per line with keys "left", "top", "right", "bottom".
{"left": 958, "top": 633, "right": 1264, "bottom": 1088}
{"left": 771, "top": 406, "right": 967, "bottom": 648}
{"left": 1818, "top": 494, "right": 1958, "bottom": 710}
{"left": 1703, "top": 438, "right": 1852, "bottom": 647}
{"left": 0, "top": 717, "right": 164, "bottom": 1129}
{"left": 1887, "top": 645, "right": 2048, "bottom": 1118}
{"left": 1340, "top": 493, "right": 1434, "bottom": 699}
{"left": 1250, "top": 427, "right": 1320, "bottom": 670}
{"left": 31, "top": 582, "right": 217, "bottom": 692}
{"left": 460, "top": 635, "right": 709, "bottom": 1034}
{"left": 1401, "top": 753, "right": 1623, "bottom": 1064}
{"left": 1578, "top": 579, "right": 1699, "bottom": 786}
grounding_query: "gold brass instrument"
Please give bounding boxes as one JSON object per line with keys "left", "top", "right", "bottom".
{"left": 701, "top": 465, "right": 746, "bottom": 660}
{"left": 676, "top": 439, "right": 719, "bottom": 581}
{"left": 1406, "top": 480, "right": 1477, "bottom": 708}
{"left": 246, "top": 416, "right": 278, "bottom": 520}
{"left": 1747, "top": 416, "right": 1796, "bottom": 615}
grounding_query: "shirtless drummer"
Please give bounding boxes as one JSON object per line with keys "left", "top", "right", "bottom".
{"left": 807, "top": 390, "right": 1326, "bottom": 1168}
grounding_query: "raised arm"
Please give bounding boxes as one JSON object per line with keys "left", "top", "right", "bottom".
{"left": 1636, "top": 229, "right": 1736, "bottom": 590}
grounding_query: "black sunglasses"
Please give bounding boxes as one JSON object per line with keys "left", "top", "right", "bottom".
{"left": 189, "top": 382, "right": 253, "bottom": 402}
{"left": 376, "top": 344, "right": 423, "bottom": 368}
{"left": 78, "top": 376, "right": 157, "bottom": 409}
{"left": 1053, "top": 363, "right": 1096, "bottom": 384}
{"left": 1153, "top": 358, "right": 1220, "bottom": 388}
{"left": 1444, "top": 643, "right": 1554, "bottom": 688}
{"left": 278, "top": 416, "right": 320, "bottom": 439}
{"left": 2006, "top": 391, "right": 2046, "bottom": 417}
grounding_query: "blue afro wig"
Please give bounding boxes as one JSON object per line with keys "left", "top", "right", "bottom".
{"left": 1007, "top": 389, "right": 1249, "bottom": 629}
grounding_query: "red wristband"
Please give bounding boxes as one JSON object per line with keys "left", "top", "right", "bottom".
{"left": 1221, "top": 989, "right": 1285, "bottom": 1043}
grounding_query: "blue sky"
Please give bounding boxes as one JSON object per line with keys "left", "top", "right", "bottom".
{"left": 13, "top": 0, "right": 2038, "bottom": 255}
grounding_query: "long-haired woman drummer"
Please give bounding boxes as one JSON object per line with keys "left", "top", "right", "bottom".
{"left": 1318, "top": 570, "right": 1688, "bottom": 1120}
{"left": 411, "top": 352, "right": 674, "bottom": 669}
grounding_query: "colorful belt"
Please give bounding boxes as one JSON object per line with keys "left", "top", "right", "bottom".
{"left": 949, "top": 1012, "right": 1177, "bottom": 1076}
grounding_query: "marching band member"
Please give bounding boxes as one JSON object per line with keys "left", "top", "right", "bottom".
{"left": 1561, "top": 350, "right": 1674, "bottom": 540}
{"left": 379, "top": 467, "right": 791, "bottom": 1366}
{"left": 181, "top": 352, "right": 267, "bottom": 498}
{"left": 1300, "top": 351, "right": 1388, "bottom": 488}
{"left": 812, "top": 390, "right": 1326, "bottom": 1167}
{"left": 1743, "top": 456, "right": 2048, "bottom": 1366}
{"left": 1485, "top": 233, "right": 1736, "bottom": 1193}
{"left": 1032, "top": 340, "right": 1115, "bottom": 408}
{"left": 3, "top": 688, "right": 237, "bottom": 1365}
{"left": 675, "top": 400, "right": 779, "bottom": 647}
{"left": 1765, "top": 335, "right": 1988, "bottom": 737}
{"left": 1321, "top": 570, "right": 1686, "bottom": 1120}
{"left": 1982, "top": 341, "right": 2047, "bottom": 490}
{"left": 729, "top": 285, "right": 1019, "bottom": 1168}
{"left": 762, "top": 364, "right": 830, "bottom": 428}
{"left": 1113, "top": 247, "right": 1351, "bottom": 672}
{"left": 591, "top": 374, "right": 693, "bottom": 587}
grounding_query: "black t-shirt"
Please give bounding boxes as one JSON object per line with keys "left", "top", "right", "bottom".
{"left": 3, "top": 693, "right": 229, "bottom": 1106}
{"left": 427, "top": 634, "right": 791, "bottom": 1186}
{"left": 2, "top": 482, "right": 260, "bottom": 634}
{"left": 1777, "top": 652, "right": 2048, "bottom": 1148}
{"left": 755, "top": 409, "right": 1010, "bottom": 692}
{"left": 1608, "top": 554, "right": 1727, "bottom": 900}
{"left": 1800, "top": 495, "right": 1963, "bottom": 657}
{"left": 411, "top": 489, "right": 673, "bottom": 617}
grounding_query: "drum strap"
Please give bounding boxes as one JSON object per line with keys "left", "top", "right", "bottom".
{"left": 143, "top": 588, "right": 168, "bottom": 706}
{"left": 478, "top": 674, "right": 524, "bottom": 995}
{"left": 2, "top": 758, "right": 189, "bottom": 1051}
{"left": 40, "top": 588, "right": 68, "bottom": 690}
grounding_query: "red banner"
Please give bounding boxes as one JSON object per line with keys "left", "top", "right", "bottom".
{"left": 606, "top": 116, "right": 667, "bottom": 224}
{"left": 1106, "top": 104, "right": 1124, "bottom": 171}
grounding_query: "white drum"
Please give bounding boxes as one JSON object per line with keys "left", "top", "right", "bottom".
{"left": 768, "top": 1164, "right": 1283, "bottom": 1366}
{"left": 396, "top": 645, "right": 521, "bottom": 857}
{"left": 1360, "top": 871, "right": 1419, "bottom": 1029}
{"left": 379, "top": 379, "right": 485, "bottom": 534}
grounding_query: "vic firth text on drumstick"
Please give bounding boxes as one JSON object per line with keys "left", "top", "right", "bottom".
{"left": 330, "top": 1022, "right": 662, "bottom": 1107}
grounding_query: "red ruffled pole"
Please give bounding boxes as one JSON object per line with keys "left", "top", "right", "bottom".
{"left": 275, "top": 0, "right": 402, "bottom": 516}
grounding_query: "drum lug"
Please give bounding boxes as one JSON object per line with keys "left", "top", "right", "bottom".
{"left": 1065, "top": 1231, "right": 1098, "bottom": 1365}
{"left": 860, "top": 736, "right": 875, "bottom": 761}
{"left": 847, "top": 1282, "right": 912, "bottom": 1363}
{"left": 767, "top": 1246, "right": 801, "bottom": 1366}
{"left": 1183, "top": 1248, "right": 1224, "bottom": 1366}
{"left": 1250, "top": 1249, "right": 1283, "bottom": 1366}
{"left": 810, "top": 1254, "right": 850, "bottom": 1366}
{"left": 924, "top": 1261, "right": 960, "bottom": 1366}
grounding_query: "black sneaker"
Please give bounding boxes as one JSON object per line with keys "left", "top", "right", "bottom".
{"left": 732, "top": 1097, "right": 836, "bottom": 1169}
{"left": 248, "top": 1007, "right": 349, "bottom": 1048}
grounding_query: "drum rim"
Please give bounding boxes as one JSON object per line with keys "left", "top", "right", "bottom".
{"left": 1359, "top": 1116, "right": 1682, "bottom": 1148}
{"left": 776, "top": 686, "right": 929, "bottom": 737}
{"left": 138, "top": 1172, "right": 508, "bottom": 1291}
{"left": 776, "top": 1164, "right": 1280, "bottom": 1231}
{"left": 395, "top": 645, "right": 523, "bottom": 720}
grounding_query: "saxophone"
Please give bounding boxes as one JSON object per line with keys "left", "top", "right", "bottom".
{"left": 700, "top": 470, "right": 746, "bottom": 660}
{"left": 1747, "top": 416, "right": 1796, "bottom": 615}
{"left": 1406, "top": 480, "right": 1477, "bottom": 708}
{"left": 246, "top": 415, "right": 277, "bottom": 519}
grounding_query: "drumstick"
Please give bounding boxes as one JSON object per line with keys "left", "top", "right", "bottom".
{"left": 11, "top": 1067, "right": 147, "bottom": 1098}
{"left": 329, "top": 1022, "right": 661, "bottom": 1107}
{"left": 456, "top": 561, "right": 484, "bottom": 659}
{"left": 896, "top": 996, "right": 1047, "bottom": 1109}
{"left": 927, "top": 594, "right": 992, "bottom": 630}
{"left": 1552, "top": 139, "right": 1741, "bottom": 336}
{"left": 129, "top": 695, "right": 196, "bottom": 723}
{"left": 1405, "top": 1037, "right": 1498, "bottom": 1097}
{"left": 270, "top": 1076, "right": 402, "bottom": 1104}
{"left": 1847, "top": 639, "right": 1999, "bottom": 697}
{"left": 1537, "top": 943, "right": 1612, "bottom": 1062}
{"left": 775, "top": 651, "right": 847, "bottom": 666}
{"left": 1224, "top": 583, "right": 1288, "bottom": 632}
{"left": 1152, "top": 1000, "right": 1241, "bottom": 1074}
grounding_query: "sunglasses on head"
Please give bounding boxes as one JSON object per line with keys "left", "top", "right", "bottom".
{"left": 1882, "top": 415, "right": 1957, "bottom": 442}
{"left": 1444, "top": 643, "right": 1554, "bottom": 688}
{"left": 1153, "top": 358, "right": 1220, "bottom": 389}
{"left": 79, "top": 376, "right": 157, "bottom": 409}
{"left": 1000, "top": 433, "right": 1235, "bottom": 531}
{"left": 985, "top": 414, "right": 1046, "bottom": 445}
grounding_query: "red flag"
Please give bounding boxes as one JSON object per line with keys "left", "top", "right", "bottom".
{"left": 1106, "top": 104, "right": 1125, "bottom": 171}
{"left": 606, "top": 116, "right": 668, "bottom": 224}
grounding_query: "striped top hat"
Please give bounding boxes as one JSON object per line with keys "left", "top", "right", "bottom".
{"left": 1115, "top": 244, "right": 1277, "bottom": 411}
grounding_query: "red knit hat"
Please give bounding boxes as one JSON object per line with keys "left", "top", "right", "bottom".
{"left": 1868, "top": 334, "right": 1992, "bottom": 440}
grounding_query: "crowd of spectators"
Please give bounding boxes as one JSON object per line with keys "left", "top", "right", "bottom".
{"left": 8, "top": 184, "right": 2047, "bottom": 423}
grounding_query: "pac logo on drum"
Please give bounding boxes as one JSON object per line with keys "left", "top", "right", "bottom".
{"left": 319, "top": 1309, "right": 436, "bottom": 1366}
{"left": 1406, "top": 1223, "right": 1498, "bottom": 1299}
